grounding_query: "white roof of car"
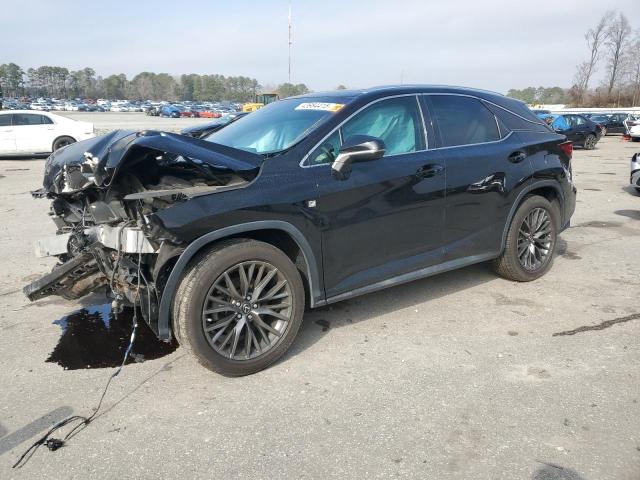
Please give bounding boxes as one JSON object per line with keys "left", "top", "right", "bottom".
{"left": 0, "top": 110, "right": 74, "bottom": 122}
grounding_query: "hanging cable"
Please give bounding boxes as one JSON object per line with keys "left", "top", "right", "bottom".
{"left": 13, "top": 239, "right": 144, "bottom": 469}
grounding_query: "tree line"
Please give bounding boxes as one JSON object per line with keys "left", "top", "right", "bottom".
{"left": 0, "top": 64, "right": 311, "bottom": 102}
{"left": 508, "top": 10, "right": 640, "bottom": 107}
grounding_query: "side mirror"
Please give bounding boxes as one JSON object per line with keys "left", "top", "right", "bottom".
{"left": 331, "top": 135, "right": 385, "bottom": 180}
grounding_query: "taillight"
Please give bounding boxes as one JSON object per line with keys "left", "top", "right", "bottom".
{"left": 559, "top": 141, "right": 573, "bottom": 159}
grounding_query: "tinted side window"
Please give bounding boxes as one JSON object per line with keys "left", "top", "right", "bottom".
{"left": 0, "top": 114, "right": 11, "bottom": 127}
{"left": 341, "top": 96, "right": 425, "bottom": 156}
{"left": 13, "top": 114, "right": 47, "bottom": 125}
{"left": 430, "top": 96, "right": 500, "bottom": 147}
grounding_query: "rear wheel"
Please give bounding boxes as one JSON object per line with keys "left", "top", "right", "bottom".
{"left": 52, "top": 136, "right": 76, "bottom": 151}
{"left": 173, "top": 239, "right": 305, "bottom": 376}
{"left": 583, "top": 133, "right": 597, "bottom": 150}
{"left": 492, "top": 196, "right": 559, "bottom": 282}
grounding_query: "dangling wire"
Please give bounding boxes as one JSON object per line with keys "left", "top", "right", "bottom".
{"left": 13, "top": 239, "right": 145, "bottom": 469}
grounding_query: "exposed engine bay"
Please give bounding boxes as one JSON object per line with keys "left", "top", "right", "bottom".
{"left": 24, "top": 130, "right": 261, "bottom": 337}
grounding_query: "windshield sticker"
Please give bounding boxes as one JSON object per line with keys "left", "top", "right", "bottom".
{"left": 295, "top": 102, "right": 345, "bottom": 112}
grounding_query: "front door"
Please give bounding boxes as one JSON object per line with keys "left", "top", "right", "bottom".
{"left": 0, "top": 114, "right": 16, "bottom": 154}
{"left": 309, "top": 95, "right": 446, "bottom": 299}
{"left": 13, "top": 113, "right": 54, "bottom": 153}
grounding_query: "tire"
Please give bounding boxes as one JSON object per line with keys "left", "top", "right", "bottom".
{"left": 172, "top": 239, "right": 305, "bottom": 376}
{"left": 583, "top": 133, "right": 597, "bottom": 150}
{"left": 52, "top": 136, "right": 76, "bottom": 151}
{"left": 492, "top": 195, "right": 559, "bottom": 282}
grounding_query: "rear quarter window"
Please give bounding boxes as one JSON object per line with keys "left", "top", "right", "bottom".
{"left": 484, "top": 103, "right": 549, "bottom": 133}
{"left": 0, "top": 114, "right": 11, "bottom": 127}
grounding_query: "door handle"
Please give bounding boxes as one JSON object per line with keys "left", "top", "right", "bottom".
{"left": 415, "top": 163, "right": 444, "bottom": 178}
{"left": 508, "top": 151, "right": 527, "bottom": 163}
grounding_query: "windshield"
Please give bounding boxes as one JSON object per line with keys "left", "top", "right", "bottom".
{"left": 205, "top": 97, "right": 350, "bottom": 155}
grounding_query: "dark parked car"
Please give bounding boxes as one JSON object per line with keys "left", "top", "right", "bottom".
{"left": 588, "top": 113, "right": 630, "bottom": 135}
{"left": 25, "top": 85, "right": 576, "bottom": 376}
{"left": 180, "top": 112, "right": 250, "bottom": 138}
{"left": 540, "top": 113, "right": 602, "bottom": 149}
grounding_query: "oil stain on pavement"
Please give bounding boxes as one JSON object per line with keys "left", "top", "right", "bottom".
{"left": 47, "top": 304, "right": 177, "bottom": 370}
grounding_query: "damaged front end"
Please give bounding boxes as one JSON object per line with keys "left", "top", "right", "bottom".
{"left": 24, "top": 130, "right": 262, "bottom": 338}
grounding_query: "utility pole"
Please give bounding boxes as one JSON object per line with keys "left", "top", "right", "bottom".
{"left": 288, "top": 0, "right": 292, "bottom": 83}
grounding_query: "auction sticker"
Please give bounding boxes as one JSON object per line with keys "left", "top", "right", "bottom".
{"left": 295, "top": 102, "right": 344, "bottom": 112}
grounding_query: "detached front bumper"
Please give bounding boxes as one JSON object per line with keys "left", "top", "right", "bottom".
{"left": 24, "top": 226, "right": 157, "bottom": 305}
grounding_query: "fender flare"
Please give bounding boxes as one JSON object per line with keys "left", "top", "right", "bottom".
{"left": 156, "top": 220, "right": 323, "bottom": 340}
{"left": 500, "top": 180, "right": 565, "bottom": 251}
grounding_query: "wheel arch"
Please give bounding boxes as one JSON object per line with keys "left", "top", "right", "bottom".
{"left": 156, "top": 221, "right": 323, "bottom": 340}
{"left": 500, "top": 181, "right": 564, "bottom": 252}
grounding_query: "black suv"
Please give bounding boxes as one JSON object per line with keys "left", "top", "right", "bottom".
{"left": 26, "top": 86, "right": 576, "bottom": 375}
{"left": 588, "top": 113, "right": 629, "bottom": 135}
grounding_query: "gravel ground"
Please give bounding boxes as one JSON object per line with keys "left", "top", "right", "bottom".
{"left": 0, "top": 131, "right": 638, "bottom": 480}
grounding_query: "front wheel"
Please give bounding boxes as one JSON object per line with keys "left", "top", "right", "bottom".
{"left": 173, "top": 239, "right": 305, "bottom": 376}
{"left": 492, "top": 196, "right": 559, "bottom": 282}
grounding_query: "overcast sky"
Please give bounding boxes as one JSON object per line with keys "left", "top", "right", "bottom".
{"left": 2, "top": 0, "right": 639, "bottom": 94}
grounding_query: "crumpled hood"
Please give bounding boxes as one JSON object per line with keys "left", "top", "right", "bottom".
{"left": 42, "top": 129, "right": 263, "bottom": 194}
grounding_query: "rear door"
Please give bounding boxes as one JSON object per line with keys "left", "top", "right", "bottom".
{"left": 310, "top": 95, "right": 447, "bottom": 298}
{"left": 426, "top": 94, "right": 533, "bottom": 261}
{"left": 608, "top": 114, "right": 626, "bottom": 134}
{"left": 13, "top": 113, "right": 54, "bottom": 153}
{"left": 0, "top": 114, "right": 16, "bottom": 154}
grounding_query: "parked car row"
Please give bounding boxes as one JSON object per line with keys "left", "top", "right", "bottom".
{"left": 1, "top": 97, "right": 244, "bottom": 116}
{"left": 146, "top": 103, "right": 239, "bottom": 118}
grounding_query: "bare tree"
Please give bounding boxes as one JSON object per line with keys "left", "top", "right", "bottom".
{"left": 604, "top": 12, "right": 632, "bottom": 96}
{"left": 575, "top": 12, "right": 611, "bottom": 103}
{"left": 628, "top": 32, "right": 640, "bottom": 107}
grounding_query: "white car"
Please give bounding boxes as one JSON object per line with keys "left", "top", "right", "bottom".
{"left": 628, "top": 124, "right": 640, "bottom": 142}
{"left": 30, "top": 102, "right": 50, "bottom": 111}
{"left": 0, "top": 110, "right": 95, "bottom": 156}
